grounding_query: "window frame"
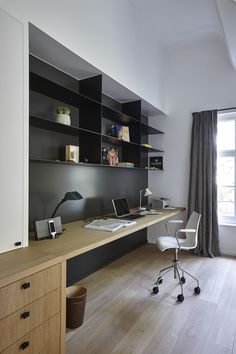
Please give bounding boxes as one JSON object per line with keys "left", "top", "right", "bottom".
{"left": 217, "top": 111, "right": 236, "bottom": 224}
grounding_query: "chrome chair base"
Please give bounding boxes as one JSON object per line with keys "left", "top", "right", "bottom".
{"left": 153, "top": 249, "right": 201, "bottom": 302}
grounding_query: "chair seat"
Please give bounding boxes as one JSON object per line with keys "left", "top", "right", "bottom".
{"left": 156, "top": 236, "right": 192, "bottom": 252}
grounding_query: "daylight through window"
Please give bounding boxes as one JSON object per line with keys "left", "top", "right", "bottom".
{"left": 217, "top": 111, "right": 236, "bottom": 223}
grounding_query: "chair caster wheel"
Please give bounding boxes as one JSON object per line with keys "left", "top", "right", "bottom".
{"left": 157, "top": 277, "right": 163, "bottom": 284}
{"left": 180, "top": 276, "right": 185, "bottom": 284}
{"left": 194, "top": 286, "right": 201, "bottom": 295}
{"left": 153, "top": 286, "right": 159, "bottom": 294}
{"left": 177, "top": 294, "right": 184, "bottom": 302}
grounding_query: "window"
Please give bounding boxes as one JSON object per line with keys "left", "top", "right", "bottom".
{"left": 217, "top": 111, "right": 236, "bottom": 223}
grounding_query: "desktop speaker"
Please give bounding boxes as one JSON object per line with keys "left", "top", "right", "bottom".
{"left": 34, "top": 216, "right": 62, "bottom": 240}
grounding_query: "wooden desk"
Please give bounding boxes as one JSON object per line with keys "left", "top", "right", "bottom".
{"left": 0, "top": 207, "right": 184, "bottom": 353}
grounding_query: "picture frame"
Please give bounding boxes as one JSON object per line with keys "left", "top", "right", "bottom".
{"left": 149, "top": 156, "right": 163, "bottom": 170}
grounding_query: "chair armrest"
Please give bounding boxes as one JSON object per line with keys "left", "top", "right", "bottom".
{"left": 178, "top": 228, "right": 196, "bottom": 233}
{"left": 167, "top": 220, "right": 184, "bottom": 224}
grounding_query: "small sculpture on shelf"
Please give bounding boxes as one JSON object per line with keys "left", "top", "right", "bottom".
{"left": 56, "top": 106, "right": 71, "bottom": 126}
{"left": 107, "top": 147, "right": 118, "bottom": 166}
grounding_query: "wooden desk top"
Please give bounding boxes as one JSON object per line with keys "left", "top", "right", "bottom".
{"left": 0, "top": 208, "right": 185, "bottom": 287}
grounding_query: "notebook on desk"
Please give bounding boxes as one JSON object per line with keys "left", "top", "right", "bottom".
{"left": 85, "top": 218, "right": 136, "bottom": 232}
{"left": 112, "top": 198, "right": 144, "bottom": 220}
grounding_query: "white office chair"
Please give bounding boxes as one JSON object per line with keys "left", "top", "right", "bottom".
{"left": 152, "top": 211, "right": 201, "bottom": 302}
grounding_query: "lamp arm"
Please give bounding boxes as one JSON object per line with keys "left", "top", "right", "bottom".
{"left": 139, "top": 190, "right": 143, "bottom": 209}
{"left": 51, "top": 200, "right": 64, "bottom": 218}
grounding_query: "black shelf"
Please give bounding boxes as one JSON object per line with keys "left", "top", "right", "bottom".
{"left": 102, "top": 134, "right": 140, "bottom": 147}
{"left": 30, "top": 72, "right": 102, "bottom": 107}
{"left": 102, "top": 105, "right": 140, "bottom": 125}
{"left": 29, "top": 115, "right": 100, "bottom": 137}
{"left": 141, "top": 123, "right": 164, "bottom": 135}
{"left": 29, "top": 158, "right": 162, "bottom": 171}
{"left": 141, "top": 145, "right": 164, "bottom": 153}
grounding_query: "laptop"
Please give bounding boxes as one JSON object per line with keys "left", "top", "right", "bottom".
{"left": 112, "top": 198, "right": 144, "bottom": 220}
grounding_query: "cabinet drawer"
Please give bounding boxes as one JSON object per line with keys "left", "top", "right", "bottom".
{"left": 0, "top": 264, "right": 60, "bottom": 320}
{"left": 2, "top": 313, "right": 60, "bottom": 354}
{"left": 0, "top": 288, "right": 60, "bottom": 352}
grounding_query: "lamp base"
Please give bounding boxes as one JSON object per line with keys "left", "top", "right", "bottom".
{"left": 139, "top": 207, "right": 146, "bottom": 211}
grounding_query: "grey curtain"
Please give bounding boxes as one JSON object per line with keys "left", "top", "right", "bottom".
{"left": 188, "top": 110, "right": 220, "bottom": 257}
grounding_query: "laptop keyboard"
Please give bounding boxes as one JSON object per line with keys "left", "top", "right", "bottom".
{"left": 120, "top": 214, "right": 144, "bottom": 220}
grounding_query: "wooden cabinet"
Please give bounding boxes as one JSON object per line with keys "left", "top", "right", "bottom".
{"left": 0, "top": 264, "right": 60, "bottom": 320}
{"left": 0, "top": 264, "right": 61, "bottom": 353}
{"left": 0, "top": 8, "right": 28, "bottom": 254}
{"left": 29, "top": 55, "right": 164, "bottom": 171}
{"left": 2, "top": 314, "right": 60, "bottom": 354}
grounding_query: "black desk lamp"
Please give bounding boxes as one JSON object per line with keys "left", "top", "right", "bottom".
{"left": 51, "top": 191, "right": 83, "bottom": 218}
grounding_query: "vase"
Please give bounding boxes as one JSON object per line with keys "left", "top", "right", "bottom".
{"left": 56, "top": 113, "right": 71, "bottom": 126}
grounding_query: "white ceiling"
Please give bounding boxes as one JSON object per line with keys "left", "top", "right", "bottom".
{"left": 130, "top": 0, "right": 236, "bottom": 68}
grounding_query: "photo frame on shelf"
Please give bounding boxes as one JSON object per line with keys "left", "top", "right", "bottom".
{"left": 121, "top": 126, "right": 130, "bottom": 142}
{"left": 65, "top": 145, "right": 79, "bottom": 163}
{"left": 149, "top": 156, "right": 163, "bottom": 170}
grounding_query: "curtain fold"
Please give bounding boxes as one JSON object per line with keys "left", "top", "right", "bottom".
{"left": 188, "top": 110, "right": 220, "bottom": 257}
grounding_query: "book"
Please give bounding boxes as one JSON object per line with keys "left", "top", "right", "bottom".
{"left": 118, "top": 162, "right": 134, "bottom": 168}
{"left": 84, "top": 218, "right": 136, "bottom": 232}
{"left": 121, "top": 126, "right": 130, "bottom": 142}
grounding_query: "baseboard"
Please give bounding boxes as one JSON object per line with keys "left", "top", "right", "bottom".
{"left": 220, "top": 249, "right": 236, "bottom": 257}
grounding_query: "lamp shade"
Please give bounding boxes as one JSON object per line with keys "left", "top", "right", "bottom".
{"left": 51, "top": 191, "right": 83, "bottom": 218}
{"left": 139, "top": 188, "right": 152, "bottom": 210}
{"left": 63, "top": 191, "right": 83, "bottom": 201}
{"left": 143, "top": 188, "right": 152, "bottom": 197}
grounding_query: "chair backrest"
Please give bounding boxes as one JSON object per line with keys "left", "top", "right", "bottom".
{"left": 183, "top": 211, "right": 201, "bottom": 249}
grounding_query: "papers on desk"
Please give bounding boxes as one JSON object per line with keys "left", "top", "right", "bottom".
{"left": 139, "top": 210, "right": 163, "bottom": 216}
{"left": 84, "top": 218, "right": 137, "bottom": 232}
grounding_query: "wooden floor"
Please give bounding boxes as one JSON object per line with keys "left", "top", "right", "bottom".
{"left": 66, "top": 244, "right": 236, "bottom": 354}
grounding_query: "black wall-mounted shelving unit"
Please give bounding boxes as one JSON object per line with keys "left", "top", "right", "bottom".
{"left": 29, "top": 55, "right": 164, "bottom": 170}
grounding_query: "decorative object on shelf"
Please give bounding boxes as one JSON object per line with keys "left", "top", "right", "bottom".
{"left": 107, "top": 147, "right": 118, "bottom": 166}
{"left": 150, "top": 156, "right": 163, "bottom": 170}
{"left": 56, "top": 105, "right": 71, "bottom": 126}
{"left": 142, "top": 143, "right": 153, "bottom": 148}
{"left": 102, "top": 147, "right": 109, "bottom": 165}
{"left": 51, "top": 191, "right": 83, "bottom": 218}
{"left": 139, "top": 188, "right": 152, "bottom": 211}
{"left": 107, "top": 123, "right": 123, "bottom": 139}
{"left": 121, "top": 126, "right": 130, "bottom": 142}
{"left": 65, "top": 145, "right": 79, "bottom": 163}
{"left": 118, "top": 162, "right": 134, "bottom": 168}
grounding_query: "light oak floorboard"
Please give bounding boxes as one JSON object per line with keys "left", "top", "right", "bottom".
{"left": 66, "top": 244, "right": 236, "bottom": 354}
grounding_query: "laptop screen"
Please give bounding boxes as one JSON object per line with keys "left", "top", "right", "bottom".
{"left": 112, "top": 198, "right": 130, "bottom": 217}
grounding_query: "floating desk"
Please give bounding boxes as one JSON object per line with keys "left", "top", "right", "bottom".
{"left": 0, "top": 207, "right": 184, "bottom": 353}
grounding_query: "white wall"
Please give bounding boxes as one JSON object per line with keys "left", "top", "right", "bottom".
{"left": 0, "top": 0, "right": 167, "bottom": 113}
{"left": 148, "top": 38, "right": 236, "bottom": 253}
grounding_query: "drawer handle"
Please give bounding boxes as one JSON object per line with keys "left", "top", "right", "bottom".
{"left": 15, "top": 241, "right": 22, "bottom": 246}
{"left": 20, "top": 341, "right": 29, "bottom": 350}
{"left": 22, "top": 282, "right": 30, "bottom": 289}
{"left": 21, "top": 311, "right": 30, "bottom": 319}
